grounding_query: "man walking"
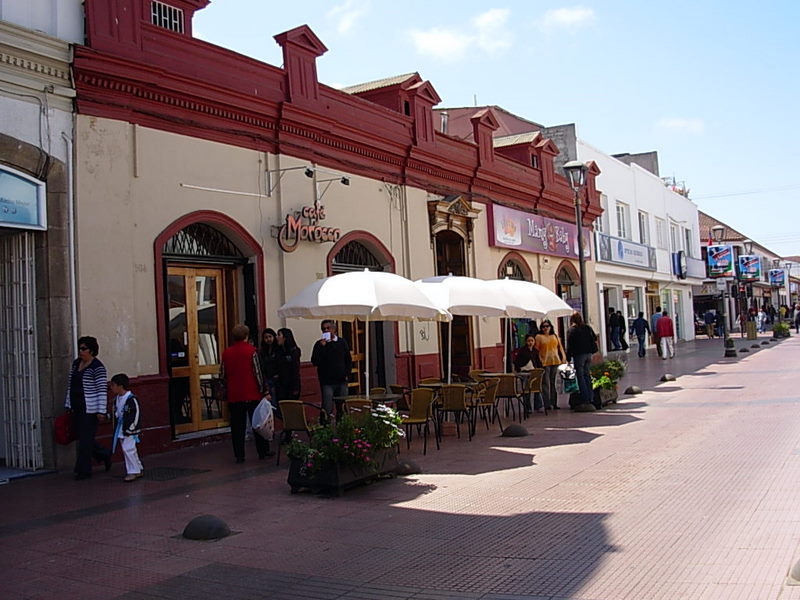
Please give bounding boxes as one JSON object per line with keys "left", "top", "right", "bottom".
{"left": 703, "top": 309, "right": 716, "bottom": 338}
{"left": 650, "top": 306, "right": 663, "bottom": 357}
{"left": 631, "top": 312, "right": 651, "bottom": 358}
{"left": 311, "top": 319, "right": 352, "bottom": 422}
{"left": 655, "top": 310, "right": 675, "bottom": 359}
{"left": 608, "top": 307, "right": 622, "bottom": 351}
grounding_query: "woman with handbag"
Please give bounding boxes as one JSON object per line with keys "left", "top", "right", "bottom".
{"left": 534, "top": 320, "right": 567, "bottom": 411}
{"left": 64, "top": 336, "right": 112, "bottom": 480}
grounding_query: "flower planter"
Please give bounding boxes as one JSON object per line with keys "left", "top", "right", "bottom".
{"left": 287, "top": 446, "right": 399, "bottom": 496}
{"left": 593, "top": 386, "right": 618, "bottom": 409}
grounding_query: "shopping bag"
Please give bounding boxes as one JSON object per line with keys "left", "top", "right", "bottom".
{"left": 252, "top": 396, "right": 274, "bottom": 441}
{"left": 55, "top": 413, "right": 76, "bottom": 445}
{"left": 563, "top": 377, "right": 579, "bottom": 394}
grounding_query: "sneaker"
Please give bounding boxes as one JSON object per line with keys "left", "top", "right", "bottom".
{"left": 124, "top": 473, "right": 141, "bottom": 482}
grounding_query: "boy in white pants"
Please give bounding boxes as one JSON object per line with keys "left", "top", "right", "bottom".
{"left": 110, "top": 373, "right": 143, "bottom": 482}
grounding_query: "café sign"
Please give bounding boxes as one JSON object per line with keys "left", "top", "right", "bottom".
{"left": 275, "top": 203, "right": 341, "bottom": 253}
{"left": 491, "top": 204, "right": 591, "bottom": 260}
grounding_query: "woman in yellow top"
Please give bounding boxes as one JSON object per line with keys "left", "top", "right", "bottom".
{"left": 534, "top": 320, "right": 567, "bottom": 411}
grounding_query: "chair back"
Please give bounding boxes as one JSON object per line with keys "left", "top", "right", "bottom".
{"left": 408, "top": 387, "right": 435, "bottom": 420}
{"left": 525, "top": 369, "right": 544, "bottom": 394}
{"left": 369, "top": 387, "right": 386, "bottom": 395}
{"left": 438, "top": 384, "right": 468, "bottom": 411}
{"left": 389, "top": 385, "right": 411, "bottom": 411}
{"left": 481, "top": 378, "right": 500, "bottom": 405}
{"left": 344, "top": 398, "right": 372, "bottom": 415}
{"left": 468, "top": 369, "right": 487, "bottom": 382}
{"left": 496, "top": 374, "right": 520, "bottom": 397}
{"left": 419, "top": 377, "right": 442, "bottom": 384}
{"left": 279, "top": 400, "right": 311, "bottom": 432}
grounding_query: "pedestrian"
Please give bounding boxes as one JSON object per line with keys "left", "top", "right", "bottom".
{"left": 258, "top": 328, "right": 279, "bottom": 406}
{"left": 757, "top": 308, "right": 766, "bottom": 333}
{"left": 656, "top": 310, "right": 675, "bottom": 359}
{"left": 109, "top": 373, "right": 143, "bottom": 482}
{"left": 513, "top": 333, "right": 542, "bottom": 414}
{"left": 630, "top": 312, "right": 651, "bottom": 358}
{"left": 650, "top": 306, "right": 663, "bottom": 357}
{"left": 704, "top": 309, "right": 716, "bottom": 338}
{"left": 566, "top": 312, "right": 598, "bottom": 408}
{"left": 311, "top": 319, "right": 352, "bottom": 422}
{"left": 795, "top": 307, "right": 800, "bottom": 334}
{"left": 275, "top": 328, "right": 301, "bottom": 402}
{"left": 608, "top": 307, "right": 622, "bottom": 351}
{"left": 617, "top": 310, "right": 629, "bottom": 350}
{"left": 64, "top": 336, "right": 112, "bottom": 480}
{"left": 220, "top": 323, "right": 273, "bottom": 463}
{"left": 534, "top": 320, "right": 567, "bottom": 411}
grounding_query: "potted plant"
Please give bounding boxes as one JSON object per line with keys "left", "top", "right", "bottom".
{"left": 590, "top": 359, "right": 625, "bottom": 408}
{"left": 286, "top": 404, "right": 403, "bottom": 495}
{"left": 772, "top": 322, "right": 791, "bottom": 339}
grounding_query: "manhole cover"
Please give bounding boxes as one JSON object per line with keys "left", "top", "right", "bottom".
{"left": 142, "top": 467, "right": 210, "bottom": 481}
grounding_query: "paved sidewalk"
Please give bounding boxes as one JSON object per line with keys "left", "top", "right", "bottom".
{"left": 1, "top": 335, "right": 799, "bottom": 599}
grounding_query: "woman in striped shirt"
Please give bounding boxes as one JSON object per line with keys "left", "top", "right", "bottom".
{"left": 65, "top": 336, "right": 112, "bottom": 480}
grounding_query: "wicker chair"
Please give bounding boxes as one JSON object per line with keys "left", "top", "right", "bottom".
{"left": 401, "top": 387, "right": 439, "bottom": 454}
{"left": 495, "top": 374, "right": 525, "bottom": 422}
{"left": 436, "top": 384, "right": 476, "bottom": 440}
{"left": 468, "top": 369, "right": 488, "bottom": 382}
{"left": 276, "top": 400, "right": 325, "bottom": 466}
{"left": 389, "top": 385, "right": 411, "bottom": 412}
{"left": 473, "top": 377, "right": 502, "bottom": 432}
{"left": 524, "top": 368, "right": 546, "bottom": 415}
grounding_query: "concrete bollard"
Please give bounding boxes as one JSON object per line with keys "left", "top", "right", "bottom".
{"left": 183, "top": 515, "right": 231, "bottom": 540}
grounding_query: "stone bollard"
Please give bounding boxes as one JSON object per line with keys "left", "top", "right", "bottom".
{"left": 624, "top": 386, "right": 642, "bottom": 395}
{"left": 183, "top": 515, "right": 231, "bottom": 540}
{"left": 502, "top": 423, "right": 528, "bottom": 437}
{"left": 660, "top": 374, "right": 676, "bottom": 382}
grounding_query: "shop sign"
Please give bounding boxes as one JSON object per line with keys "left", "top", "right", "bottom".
{"left": 768, "top": 269, "right": 785, "bottom": 287}
{"left": 597, "top": 232, "right": 656, "bottom": 270}
{"left": 491, "top": 204, "right": 591, "bottom": 260}
{"left": 707, "top": 244, "right": 734, "bottom": 277}
{"left": 275, "top": 203, "right": 341, "bottom": 253}
{"left": 737, "top": 255, "right": 761, "bottom": 281}
{"left": 646, "top": 281, "right": 659, "bottom": 294}
{"left": 0, "top": 165, "right": 47, "bottom": 231}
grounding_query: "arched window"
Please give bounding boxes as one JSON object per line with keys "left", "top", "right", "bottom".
{"left": 332, "top": 240, "right": 383, "bottom": 272}
{"left": 163, "top": 223, "right": 244, "bottom": 261}
{"left": 500, "top": 258, "right": 526, "bottom": 281}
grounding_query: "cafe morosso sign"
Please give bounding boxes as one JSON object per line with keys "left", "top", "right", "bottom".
{"left": 274, "top": 203, "right": 341, "bottom": 252}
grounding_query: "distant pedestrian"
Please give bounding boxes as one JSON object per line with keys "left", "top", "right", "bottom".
{"left": 630, "top": 312, "right": 651, "bottom": 358}
{"left": 656, "top": 310, "right": 675, "bottom": 359}
{"left": 795, "top": 309, "right": 800, "bottom": 334}
{"left": 704, "top": 309, "right": 716, "bottom": 338}
{"left": 109, "top": 373, "right": 143, "bottom": 482}
{"left": 650, "top": 306, "right": 663, "bottom": 357}
{"left": 609, "top": 308, "right": 622, "bottom": 351}
{"left": 311, "top": 320, "right": 352, "bottom": 422}
{"left": 534, "top": 320, "right": 567, "bottom": 411}
{"left": 757, "top": 309, "right": 766, "bottom": 333}
{"left": 566, "top": 312, "right": 598, "bottom": 408}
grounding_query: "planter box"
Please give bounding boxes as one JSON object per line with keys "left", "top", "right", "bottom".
{"left": 287, "top": 446, "right": 399, "bottom": 496}
{"left": 593, "top": 386, "right": 618, "bottom": 409}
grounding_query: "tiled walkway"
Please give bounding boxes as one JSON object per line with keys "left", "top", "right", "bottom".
{"left": 1, "top": 334, "right": 799, "bottom": 599}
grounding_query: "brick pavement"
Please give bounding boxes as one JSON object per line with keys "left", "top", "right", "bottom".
{"left": 1, "top": 334, "right": 799, "bottom": 599}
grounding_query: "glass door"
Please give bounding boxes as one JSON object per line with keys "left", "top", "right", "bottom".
{"left": 167, "top": 266, "right": 229, "bottom": 435}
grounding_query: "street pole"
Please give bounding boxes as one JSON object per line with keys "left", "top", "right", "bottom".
{"left": 721, "top": 279, "right": 737, "bottom": 357}
{"left": 574, "top": 188, "right": 589, "bottom": 325}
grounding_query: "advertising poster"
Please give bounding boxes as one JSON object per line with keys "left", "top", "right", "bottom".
{"left": 706, "top": 244, "right": 734, "bottom": 278}
{"left": 768, "top": 269, "right": 785, "bottom": 287}
{"left": 737, "top": 255, "right": 761, "bottom": 281}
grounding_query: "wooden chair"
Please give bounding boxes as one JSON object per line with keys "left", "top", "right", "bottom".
{"left": 401, "top": 388, "right": 439, "bottom": 455}
{"left": 524, "top": 368, "right": 546, "bottom": 415}
{"left": 369, "top": 387, "right": 386, "bottom": 395}
{"left": 436, "top": 384, "right": 476, "bottom": 440}
{"left": 389, "top": 385, "right": 411, "bottom": 412}
{"left": 419, "top": 377, "right": 442, "bottom": 384}
{"left": 473, "top": 377, "right": 502, "bottom": 432}
{"left": 344, "top": 398, "right": 373, "bottom": 421}
{"left": 496, "top": 374, "right": 525, "bottom": 422}
{"left": 276, "top": 400, "right": 326, "bottom": 466}
{"left": 468, "top": 369, "right": 487, "bottom": 382}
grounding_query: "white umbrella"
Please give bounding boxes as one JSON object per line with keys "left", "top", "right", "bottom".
{"left": 415, "top": 275, "right": 507, "bottom": 382}
{"left": 485, "top": 278, "right": 575, "bottom": 372}
{"left": 278, "top": 269, "right": 450, "bottom": 396}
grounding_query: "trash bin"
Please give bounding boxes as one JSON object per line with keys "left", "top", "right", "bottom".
{"left": 746, "top": 321, "right": 757, "bottom": 340}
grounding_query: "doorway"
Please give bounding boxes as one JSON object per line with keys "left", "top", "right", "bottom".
{"left": 435, "top": 230, "right": 472, "bottom": 380}
{"left": 167, "top": 266, "right": 230, "bottom": 434}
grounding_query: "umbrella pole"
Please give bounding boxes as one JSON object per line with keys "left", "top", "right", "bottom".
{"left": 506, "top": 318, "right": 511, "bottom": 373}
{"left": 448, "top": 320, "right": 453, "bottom": 384}
{"left": 365, "top": 316, "right": 370, "bottom": 400}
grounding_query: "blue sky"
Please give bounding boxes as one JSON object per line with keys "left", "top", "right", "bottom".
{"left": 194, "top": 1, "right": 800, "bottom": 257}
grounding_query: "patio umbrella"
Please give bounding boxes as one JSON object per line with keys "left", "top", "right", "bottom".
{"left": 485, "top": 278, "right": 574, "bottom": 372}
{"left": 278, "top": 269, "right": 450, "bottom": 397}
{"left": 414, "top": 275, "right": 507, "bottom": 383}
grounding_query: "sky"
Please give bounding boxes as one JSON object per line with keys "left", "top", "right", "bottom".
{"left": 193, "top": 1, "right": 800, "bottom": 257}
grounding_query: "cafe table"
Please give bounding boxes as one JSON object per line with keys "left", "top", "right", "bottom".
{"left": 333, "top": 393, "right": 403, "bottom": 406}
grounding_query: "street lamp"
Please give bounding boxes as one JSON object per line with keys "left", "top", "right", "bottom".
{"left": 740, "top": 239, "right": 754, "bottom": 330}
{"left": 563, "top": 160, "right": 590, "bottom": 324}
{"left": 711, "top": 225, "right": 737, "bottom": 357}
{"left": 772, "top": 258, "right": 783, "bottom": 324}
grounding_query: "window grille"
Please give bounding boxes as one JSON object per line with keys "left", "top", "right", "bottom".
{"left": 151, "top": 1, "right": 184, "bottom": 33}
{"left": 501, "top": 259, "right": 525, "bottom": 281}
{"left": 332, "top": 241, "right": 383, "bottom": 273}
{"left": 163, "top": 223, "right": 242, "bottom": 259}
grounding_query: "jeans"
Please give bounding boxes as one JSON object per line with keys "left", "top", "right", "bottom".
{"left": 321, "top": 382, "right": 349, "bottom": 421}
{"left": 229, "top": 400, "right": 270, "bottom": 460}
{"left": 611, "top": 327, "right": 621, "bottom": 350}
{"left": 541, "top": 365, "right": 559, "bottom": 408}
{"left": 73, "top": 411, "right": 111, "bottom": 477}
{"left": 636, "top": 334, "right": 646, "bottom": 357}
{"left": 573, "top": 353, "right": 593, "bottom": 406}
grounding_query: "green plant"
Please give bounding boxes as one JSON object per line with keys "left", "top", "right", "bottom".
{"left": 772, "top": 322, "right": 790, "bottom": 337}
{"left": 286, "top": 405, "right": 403, "bottom": 477}
{"left": 590, "top": 359, "right": 625, "bottom": 390}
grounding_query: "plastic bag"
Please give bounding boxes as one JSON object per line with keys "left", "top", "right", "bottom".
{"left": 557, "top": 363, "right": 579, "bottom": 394}
{"left": 252, "top": 396, "right": 274, "bottom": 441}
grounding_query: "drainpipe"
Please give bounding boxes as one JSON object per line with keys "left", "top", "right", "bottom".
{"left": 62, "top": 131, "right": 78, "bottom": 349}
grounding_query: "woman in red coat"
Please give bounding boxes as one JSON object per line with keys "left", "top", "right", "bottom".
{"left": 221, "top": 324, "right": 273, "bottom": 462}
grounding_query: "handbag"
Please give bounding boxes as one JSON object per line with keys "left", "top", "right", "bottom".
{"left": 55, "top": 413, "right": 76, "bottom": 445}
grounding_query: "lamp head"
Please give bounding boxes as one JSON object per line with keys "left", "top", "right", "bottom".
{"left": 563, "top": 160, "right": 588, "bottom": 190}
{"left": 304, "top": 168, "right": 315, "bottom": 178}
{"left": 710, "top": 225, "right": 725, "bottom": 243}
{"left": 742, "top": 238, "right": 754, "bottom": 254}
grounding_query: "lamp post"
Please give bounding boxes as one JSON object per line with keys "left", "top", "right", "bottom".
{"left": 563, "top": 160, "right": 590, "bottom": 324}
{"left": 711, "top": 225, "right": 737, "bottom": 357}
{"left": 772, "top": 258, "right": 782, "bottom": 324}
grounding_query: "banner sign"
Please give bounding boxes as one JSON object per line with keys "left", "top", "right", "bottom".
{"left": 737, "top": 255, "right": 761, "bottom": 281}
{"left": 707, "top": 244, "right": 734, "bottom": 278}
{"left": 596, "top": 232, "right": 656, "bottom": 270}
{"left": 0, "top": 166, "right": 47, "bottom": 230}
{"left": 768, "top": 269, "right": 785, "bottom": 287}
{"left": 491, "top": 204, "right": 591, "bottom": 260}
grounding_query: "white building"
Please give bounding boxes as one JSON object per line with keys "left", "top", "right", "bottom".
{"left": 577, "top": 142, "right": 705, "bottom": 354}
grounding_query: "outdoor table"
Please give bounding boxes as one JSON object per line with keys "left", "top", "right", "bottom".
{"left": 333, "top": 393, "right": 402, "bottom": 407}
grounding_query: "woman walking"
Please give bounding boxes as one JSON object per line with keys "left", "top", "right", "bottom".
{"left": 566, "top": 313, "right": 598, "bottom": 408}
{"left": 534, "top": 320, "right": 567, "bottom": 411}
{"left": 259, "top": 328, "right": 279, "bottom": 406}
{"left": 64, "top": 336, "right": 112, "bottom": 480}
{"left": 275, "top": 328, "right": 301, "bottom": 402}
